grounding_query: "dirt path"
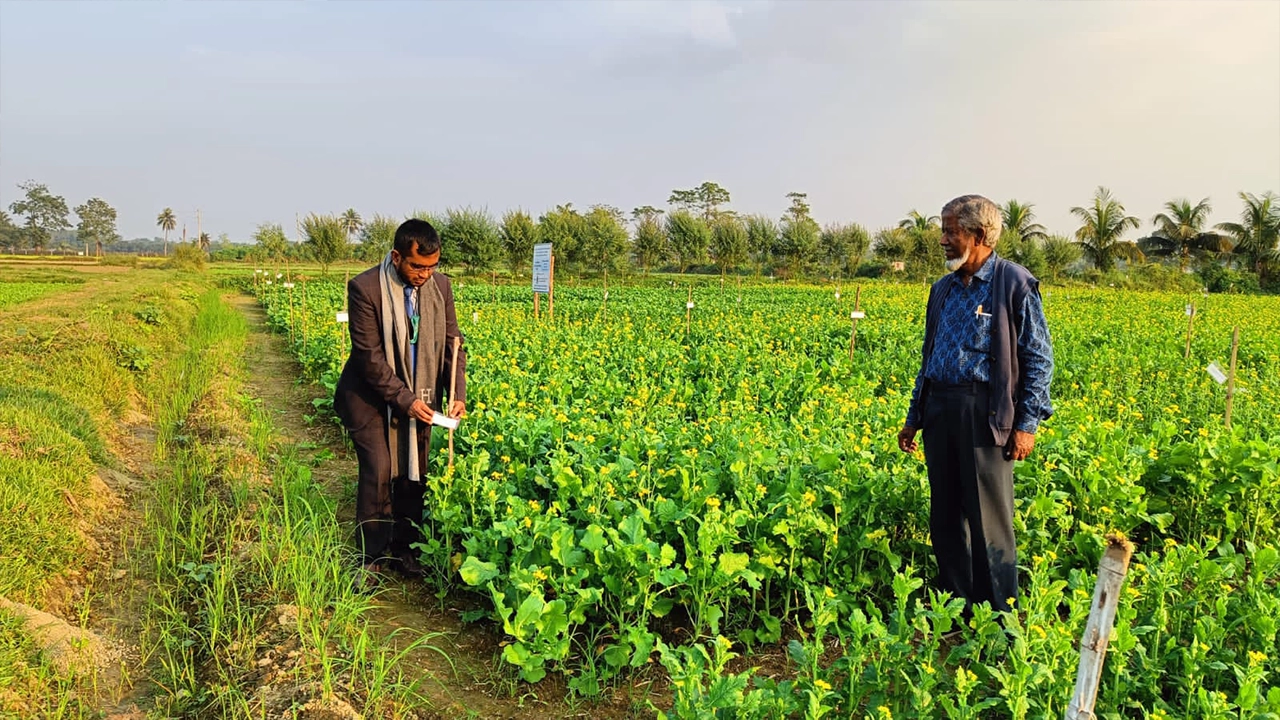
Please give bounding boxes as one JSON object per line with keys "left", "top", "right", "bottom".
{"left": 229, "top": 294, "right": 644, "bottom": 720}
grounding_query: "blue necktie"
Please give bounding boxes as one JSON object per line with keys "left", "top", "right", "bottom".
{"left": 404, "top": 286, "right": 418, "bottom": 371}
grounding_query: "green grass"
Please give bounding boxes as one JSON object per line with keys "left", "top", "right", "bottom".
{"left": 0, "top": 269, "right": 208, "bottom": 717}
{"left": 139, "top": 291, "right": 447, "bottom": 717}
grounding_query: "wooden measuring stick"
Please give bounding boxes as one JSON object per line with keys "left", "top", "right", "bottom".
{"left": 1225, "top": 326, "right": 1239, "bottom": 429}
{"left": 448, "top": 335, "right": 461, "bottom": 469}
{"left": 1066, "top": 534, "right": 1134, "bottom": 720}
{"left": 1184, "top": 300, "right": 1196, "bottom": 360}
{"left": 848, "top": 286, "right": 862, "bottom": 360}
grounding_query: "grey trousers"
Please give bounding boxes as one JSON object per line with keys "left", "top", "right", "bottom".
{"left": 921, "top": 383, "right": 1018, "bottom": 614}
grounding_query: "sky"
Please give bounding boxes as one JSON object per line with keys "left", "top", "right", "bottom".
{"left": 1, "top": 0, "right": 1278, "bottom": 243}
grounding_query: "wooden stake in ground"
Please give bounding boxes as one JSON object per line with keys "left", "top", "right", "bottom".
{"left": 448, "top": 335, "right": 461, "bottom": 469}
{"left": 849, "top": 286, "right": 863, "bottom": 360}
{"left": 300, "top": 278, "right": 308, "bottom": 344}
{"left": 548, "top": 253, "right": 556, "bottom": 323}
{"left": 686, "top": 286, "right": 693, "bottom": 335}
{"left": 1065, "top": 533, "right": 1135, "bottom": 720}
{"left": 1225, "top": 325, "right": 1240, "bottom": 429}
{"left": 602, "top": 269, "right": 608, "bottom": 318}
{"left": 287, "top": 280, "right": 295, "bottom": 345}
{"left": 1184, "top": 300, "right": 1196, "bottom": 360}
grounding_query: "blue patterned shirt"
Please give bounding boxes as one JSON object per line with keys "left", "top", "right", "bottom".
{"left": 906, "top": 253, "right": 1054, "bottom": 434}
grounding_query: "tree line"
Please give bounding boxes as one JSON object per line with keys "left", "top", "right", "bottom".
{"left": 5, "top": 180, "right": 1278, "bottom": 290}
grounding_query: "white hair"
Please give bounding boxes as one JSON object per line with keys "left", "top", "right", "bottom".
{"left": 942, "top": 195, "right": 1003, "bottom": 248}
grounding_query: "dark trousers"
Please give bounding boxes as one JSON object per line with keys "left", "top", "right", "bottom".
{"left": 347, "top": 409, "right": 427, "bottom": 565}
{"left": 921, "top": 384, "right": 1018, "bottom": 614}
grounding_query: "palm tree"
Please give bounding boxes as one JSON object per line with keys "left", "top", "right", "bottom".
{"left": 1215, "top": 191, "right": 1280, "bottom": 279}
{"left": 198, "top": 232, "right": 211, "bottom": 255}
{"left": 157, "top": 208, "right": 177, "bottom": 256}
{"left": 898, "top": 209, "right": 940, "bottom": 232}
{"left": 1000, "top": 200, "right": 1048, "bottom": 243}
{"left": 340, "top": 208, "right": 362, "bottom": 240}
{"left": 1139, "top": 198, "right": 1229, "bottom": 271}
{"left": 1070, "top": 187, "right": 1143, "bottom": 272}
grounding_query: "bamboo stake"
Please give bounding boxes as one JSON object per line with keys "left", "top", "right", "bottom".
{"left": 686, "top": 286, "right": 693, "bottom": 335}
{"left": 300, "top": 278, "right": 308, "bottom": 344}
{"left": 534, "top": 291, "right": 540, "bottom": 320}
{"left": 848, "top": 286, "right": 862, "bottom": 360}
{"left": 602, "top": 269, "right": 608, "bottom": 318}
{"left": 1225, "top": 326, "right": 1239, "bottom": 429}
{"left": 1065, "top": 533, "right": 1135, "bottom": 720}
{"left": 548, "top": 254, "right": 556, "bottom": 322}
{"left": 448, "top": 336, "right": 461, "bottom": 469}
{"left": 1183, "top": 301, "right": 1196, "bottom": 360}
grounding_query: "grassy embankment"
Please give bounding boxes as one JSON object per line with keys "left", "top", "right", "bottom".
{"left": 0, "top": 266, "right": 442, "bottom": 718}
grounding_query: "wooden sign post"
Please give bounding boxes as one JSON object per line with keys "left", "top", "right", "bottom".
{"left": 532, "top": 243, "right": 553, "bottom": 322}
{"left": 1225, "top": 326, "right": 1240, "bottom": 429}
{"left": 1065, "top": 533, "right": 1134, "bottom": 720}
{"left": 549, "top": 254, "right": 556, "bottom": 322}
{"left": 1183, "top": 301, "right": 1196, "bottom": 360}
{"left": 849, "top": 286, "right": 864, "bottom": 360}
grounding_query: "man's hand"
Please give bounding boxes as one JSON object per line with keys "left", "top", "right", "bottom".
{"left": 897, "top": 425, "right": 919, "bottom": 454}
{"left": 448, "top": 399, "right": 466, "bottom": 420}
{"left": 1004, "top": 430, "right": 1035, "bottom": 461}
{"left": 408, "top": 399, "right": 432, "bottom": 424}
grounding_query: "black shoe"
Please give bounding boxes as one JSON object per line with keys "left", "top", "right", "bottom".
{"left": 391, "top": 552, "right": 427, "bottom": 578}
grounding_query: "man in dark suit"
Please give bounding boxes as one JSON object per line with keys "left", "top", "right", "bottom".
{"left": 334, "top": 219, "right": 466, "bottom": 579}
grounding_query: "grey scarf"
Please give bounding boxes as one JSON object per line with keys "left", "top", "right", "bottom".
{"left": 378, "top": 253, "right": 445, "bottom": 482}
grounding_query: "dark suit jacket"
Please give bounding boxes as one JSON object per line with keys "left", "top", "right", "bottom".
{"left": 334, "top": 266, "right": 466, "bottom": 433}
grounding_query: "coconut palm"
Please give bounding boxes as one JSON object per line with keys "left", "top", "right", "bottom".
{"left": 1215, "top": 191, "right": 1280, "bottom": 278}
{"left": 1000, "top": 200, "right": 1048, "bottom": 243}
{"left": 198, "top": 232, "right": 211, "bottom": 255}
{"left": 1139, "top": 197, "right": 1229, "bottom": 270}
{"left": 1070, "top": 187, "right": 1143, "bottom": 272}
{"left": 898, "top": 209, "right": 940, "bottom": 232}
{"left": 340, "top": 208, "right": 362, "bottom": 239}
{"left": 157, "top": 207, "right": 177, "bottom": 256}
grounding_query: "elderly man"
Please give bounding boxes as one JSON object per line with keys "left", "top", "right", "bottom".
{"left": 897, "top": 194, "right": 1053, "bottom": 616}
{"left": 334, "top": 219, "right": 466, "bottom": 580}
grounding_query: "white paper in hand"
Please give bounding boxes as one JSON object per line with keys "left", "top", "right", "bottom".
{"left": 431, "top": 412, "right": 460, "bottom": 430}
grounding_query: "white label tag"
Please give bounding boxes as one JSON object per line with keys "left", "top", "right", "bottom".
{"left": 472, "top": 311, "right": 478, "bottom": 322}
{"left": 431, "top": 412, "right": 459, "bottom": 430}
{"left": 276, "top": 273, "right": 283, "bottom": 279}
{"left": 1185, "top": 304, "right": 1194, "bottom": 317}
{"left": 850, "top": 310, "right": 866, "bottom": 320}
{"left": 603, "top": 291, "right": 609, "bottom": 300}
{"left": 265, "top": 280, "right": 272, "bottom": 285}
{"left": 834, "top": 291, "right": 841, "bottom": 300}
{"left": 686, "top": 301, "right": 695, "bottom": 309}
{"left": 335, "top": 311, "right": 349, "bottom": 323}
{"left": 1207, "top": 361, "right": 1227, "bottom": 384}
{"left": 283, "top": 282, "right": 295, "bottom": 289}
